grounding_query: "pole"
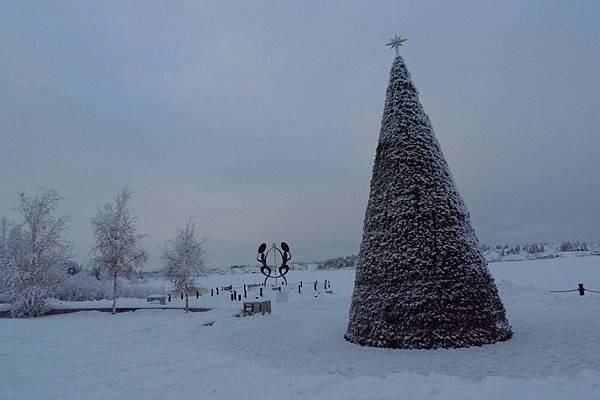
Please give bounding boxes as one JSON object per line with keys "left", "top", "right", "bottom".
{"left": 272, "top": 243, "right": 278, "bottom": 286}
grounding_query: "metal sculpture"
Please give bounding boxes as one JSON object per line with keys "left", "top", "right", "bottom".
{"left": 257, "top": 242, "right": 291, "bottom": 285}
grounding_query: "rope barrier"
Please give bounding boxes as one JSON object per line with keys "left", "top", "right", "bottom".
{"left": 549, "top": 284, "right": 599, "bottom": 295}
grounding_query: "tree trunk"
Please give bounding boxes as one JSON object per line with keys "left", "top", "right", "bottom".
{"left": 185, "top": 292, "right": 189, "bottom": 313}
{"left": 112, "top": 273, "right": 117, "bottom": 315}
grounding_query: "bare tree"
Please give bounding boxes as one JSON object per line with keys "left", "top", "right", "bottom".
{"left": 162, "top": 218, "right": 205, "bottom": 312}
{"left": 90, "top": 188, "right": 146, "bottom": 314}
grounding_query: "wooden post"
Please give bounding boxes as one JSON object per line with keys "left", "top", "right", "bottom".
{"left": 578, "top": 283, "right": 585, "bottom": 296}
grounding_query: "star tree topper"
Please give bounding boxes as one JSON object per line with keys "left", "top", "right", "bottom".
{"left": 386, "top": 34, "right": 407, "bottom": 57}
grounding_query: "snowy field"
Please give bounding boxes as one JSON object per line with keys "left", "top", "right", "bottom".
{"left": 2, "top": 256, "right": 600, "bottom": 400}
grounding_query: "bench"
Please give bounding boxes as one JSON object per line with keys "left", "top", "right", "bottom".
{"left": 146, "top": 294, "right": 166, "bottom": 305}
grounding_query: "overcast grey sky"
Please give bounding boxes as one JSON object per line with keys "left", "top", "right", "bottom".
{"left": 1, "top": 1, "right": 599, "bottom": 268}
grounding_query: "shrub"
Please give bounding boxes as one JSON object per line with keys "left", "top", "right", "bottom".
{"left": 11, "top": 286, "right": 48, "bottom": 318}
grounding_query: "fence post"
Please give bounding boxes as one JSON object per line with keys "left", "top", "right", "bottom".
{"left": 578, "top": 283, "right": 585, "bottom": 296}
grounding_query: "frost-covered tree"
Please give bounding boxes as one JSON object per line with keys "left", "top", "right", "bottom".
{"left": 162, "top": 219, "right": 205, "bottom": 312}
{"left": 345, "top": 44, "right": 512, "bottom": 349}
{"left": 90, "top": 188, "right": 147, "bottom": 314}
{"left": 0, "top": 216, "right": 16, "bottom": 302}
{"left": 0, "top": 190, "right": 72, "bottom": 317}
{"left": 0, "top": 219, "right": 27, "bottom": 304}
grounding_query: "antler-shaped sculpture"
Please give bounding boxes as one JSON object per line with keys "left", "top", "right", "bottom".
{"left": 257, "top": 242, "right": 291, "bottom": 285}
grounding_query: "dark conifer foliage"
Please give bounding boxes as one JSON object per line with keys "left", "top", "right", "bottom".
{"left": 345, "top": 56, "right": 512, "bottom": 349}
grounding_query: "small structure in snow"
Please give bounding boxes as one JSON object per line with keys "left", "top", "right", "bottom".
{"left": 243, "top": 300, "right": 271, "bottom": 316}
{"left": 146, "top": 294, "right": 166, "bottom": 305}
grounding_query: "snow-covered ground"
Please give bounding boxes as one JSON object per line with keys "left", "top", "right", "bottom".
{"left": 2, "top": 256, "right": 600, "bottom": 399}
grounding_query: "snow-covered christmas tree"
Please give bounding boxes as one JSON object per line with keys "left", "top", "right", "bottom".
{"left": 345, "top": 36, "right": 512, "bottom": 349}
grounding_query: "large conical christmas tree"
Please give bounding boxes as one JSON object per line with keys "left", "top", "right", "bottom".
{"left": 345, "top": 36, "right": 512, "bottom": 349}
